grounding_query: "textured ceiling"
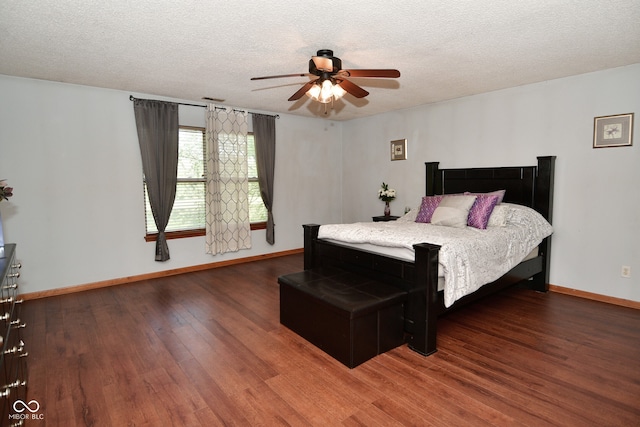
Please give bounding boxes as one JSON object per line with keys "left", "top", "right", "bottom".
{"left": 1, "top": 0, "right": 639, "bottom": 121}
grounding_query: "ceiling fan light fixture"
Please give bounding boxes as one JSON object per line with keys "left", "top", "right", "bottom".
{"left": 305, "top": 83, "right": 321, "bottom": 100}
{"left": 332, "top": 83, "right": 346, "bottom": 100}
{"left": 306, "top": 79, "right": 345, "bottom": 104}
{"left": 319, "top": 79, "right": 334, "bottom": 103}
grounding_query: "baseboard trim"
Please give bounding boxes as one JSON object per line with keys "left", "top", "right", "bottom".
{"left": 20, "top": 255, "right": 639, "bottom": 310}
{"left": 21, "top": 248, "right": 304, "bottom": 301}
{"left": 549, "top": 284, "right": 640, "bottom": 310}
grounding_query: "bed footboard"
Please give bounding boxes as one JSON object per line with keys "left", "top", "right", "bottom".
{"left": 303, "top": 223, "right": 442, "bottom": 356}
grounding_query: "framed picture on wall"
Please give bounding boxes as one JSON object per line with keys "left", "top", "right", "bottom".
{"left": 593, "top": 113, "right": 634, "bottom": 148}
{"left": 391, "top": 139, "right": 407, "bottom": 160}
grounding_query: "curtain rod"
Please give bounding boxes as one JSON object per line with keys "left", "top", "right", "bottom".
{"left": 129, "top": 95, "right": 279, "bottom": 118}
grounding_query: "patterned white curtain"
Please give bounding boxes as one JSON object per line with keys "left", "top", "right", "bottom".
{"left": 205, "top": 105, "right": 252, "bottom": 255}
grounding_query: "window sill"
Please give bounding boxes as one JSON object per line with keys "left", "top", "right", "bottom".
{"left": 145, "top": 222, "right": 267, "bottom": 242}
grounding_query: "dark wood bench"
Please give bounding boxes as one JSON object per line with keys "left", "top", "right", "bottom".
{"left": 278, "top": 267, "right": 408, "bottom": 368}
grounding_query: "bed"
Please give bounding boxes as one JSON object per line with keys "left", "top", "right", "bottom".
{"left": 301, "top": 156, "right": 555, "bottom": 356}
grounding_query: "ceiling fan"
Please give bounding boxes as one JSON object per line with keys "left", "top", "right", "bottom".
{"left": 250, "top": 49, "right": 401, "bottom": 104}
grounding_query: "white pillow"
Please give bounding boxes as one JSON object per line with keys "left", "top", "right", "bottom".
{"left": 487, "top": 204, "right": 512, "bottom": 227}
{"left": 396, "top": 207, "right": 418, "bottom": 222}
{"left": 431, "top": 195, "right": 477, "bottom": 228}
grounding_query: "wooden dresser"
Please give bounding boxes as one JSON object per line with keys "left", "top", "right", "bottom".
{"left": 0, "top": 244, "right": 28, "bottom": 426}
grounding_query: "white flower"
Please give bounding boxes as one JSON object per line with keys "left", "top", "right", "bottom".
{"left": 378, "top": 182, "right": 396, "bottom": 202}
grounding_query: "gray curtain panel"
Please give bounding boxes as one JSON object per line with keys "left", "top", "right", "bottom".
{"left": 133, "top": 99, "right": 179, "bottom": 261}
{"left": 252, "top": 113, "right": 276, "bottom": 244}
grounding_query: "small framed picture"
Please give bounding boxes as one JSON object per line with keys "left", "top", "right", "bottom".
{"left": 593, "top": 113, "right": 634, "bottom": 148}
{"left": 391, "top": 139, "right": 407, "bottom": 160}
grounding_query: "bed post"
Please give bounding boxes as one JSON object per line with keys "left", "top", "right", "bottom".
{"left": 425, "top": 162, "right": 441, "bottom": 196}
{"left": 532, "top": 156, "right": 556, "bottom": 291}
{"left": 408, "top": 242, "right": 441, "bottom": 356}
{"left": 303, "top": 224, "right": 320, "bottom": 270}
{"left": 535, "top": 156, "right": 555, "bottom": 224}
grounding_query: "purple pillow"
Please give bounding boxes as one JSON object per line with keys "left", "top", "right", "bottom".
{"left": 467, "top": 194, "right": 500, "bottom": 229}
{"left": 415, "top": 195, "right": 443, "bottom": 223}
{"left": 464, "top": 189, "right": 506, "bottom": 204}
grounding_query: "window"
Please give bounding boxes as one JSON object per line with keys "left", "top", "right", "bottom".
{"left": 144, "top": 127, "right": 267, "bottom": 240}
{"left": 247, "top": 134, "right": 269, "bottom": 223}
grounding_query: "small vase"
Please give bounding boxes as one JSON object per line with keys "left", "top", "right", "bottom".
{"left": 384, "top": 201, "right": 391, "bottom": 217}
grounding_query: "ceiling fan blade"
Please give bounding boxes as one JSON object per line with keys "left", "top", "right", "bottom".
{"left": 251, "top": 73, "right": 311, "bottom": 81}
{"left": 337, "top": 79, "right": 369, "bottom": 98}
{"left": 288, "top": 80, "right": 317, "bottom": 101}
{"left": 339, "top": 69, "right": 401, "bottom": 78}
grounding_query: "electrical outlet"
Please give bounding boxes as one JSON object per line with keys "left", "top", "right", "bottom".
{"left": 621, "top": 266, "right": 631, "bottom": 278}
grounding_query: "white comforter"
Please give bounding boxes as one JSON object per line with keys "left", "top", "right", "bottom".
{"left": 318, "top": 204, "right": 553, "bottom": 307}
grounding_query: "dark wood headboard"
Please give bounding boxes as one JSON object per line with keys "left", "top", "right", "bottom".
{"left": 425, "top": 156, "right": 555, "bottom": 223}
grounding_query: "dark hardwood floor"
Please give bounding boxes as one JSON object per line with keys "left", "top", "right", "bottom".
{"left": 20, "top": 254, "right": 640, "bottom": 426}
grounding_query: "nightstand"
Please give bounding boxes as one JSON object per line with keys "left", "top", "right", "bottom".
{"left": 372, "top": 215, "right": 400, "bottom": 222}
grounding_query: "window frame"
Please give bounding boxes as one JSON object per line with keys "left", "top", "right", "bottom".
{"left": 144, "top": 127, "right": 267, "bottom": 242}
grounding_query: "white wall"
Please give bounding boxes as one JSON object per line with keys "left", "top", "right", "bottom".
{"left": 341, "top": 64, "right": 640, "bottom": 302}
{"left": 2, "top": 64, "right": 638, "bottom": 303}
{"left": 0, "top": 75, "right": 343, "bottom": 294}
